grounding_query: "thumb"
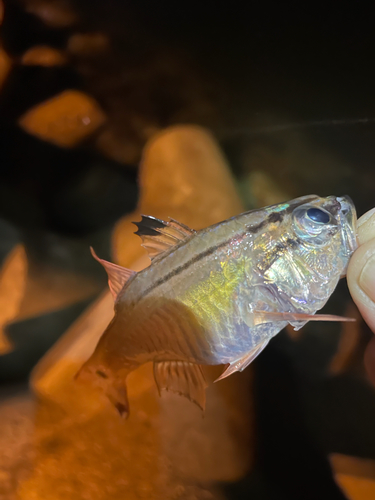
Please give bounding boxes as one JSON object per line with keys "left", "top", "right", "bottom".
{"left": 347, "top": 208, "right": 375, "bottom": 332}
{"left": 347, "top": 208, "right": 375, "bottom": 384}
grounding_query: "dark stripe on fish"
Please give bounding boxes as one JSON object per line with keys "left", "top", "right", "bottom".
{"left": 256, "top": 236, "right": 301, "bottom": 272}
{"left": 140, "top": 197, "right": 314, "bottom": 299}
{"left": 141, "top": 239, "right": 236, "bottom": 299}
{"left": 247, "top": 210, "right": 283, "bottom": 234}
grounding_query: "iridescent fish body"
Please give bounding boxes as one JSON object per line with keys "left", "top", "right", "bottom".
{"left": 77, "top": 195, "right": 357, "bottom": 417}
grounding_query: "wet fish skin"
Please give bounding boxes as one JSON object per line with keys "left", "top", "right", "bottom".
{"left": 77, "top": 194, "right": 357, "bottom": 417}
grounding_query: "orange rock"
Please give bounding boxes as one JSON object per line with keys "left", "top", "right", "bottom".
{"left": 28, "top": 126, "right": 252, "bottom": 499}
{"left": 96, "top": 127, "right": 143, "bottom": 165}
{"left": 330, "top": 454, "right": 375, "bottom": 500}
{"left": 18, "top": 90, "right": 106, "bottom": 148}
{"left": 21, "top": 46, "right": 67, "bottom": 67}
{"left": 0, "top": 245, "right": 27, "bottom": 354}
{"left": 0, "top": 45, "right": 11, "bottom": 90}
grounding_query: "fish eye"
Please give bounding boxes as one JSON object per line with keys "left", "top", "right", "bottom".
{"left": 292, "top": 204, "right": 337, "bottom": 245}
{"left": 306, "top": 208, "right": 330, "bottom": 224}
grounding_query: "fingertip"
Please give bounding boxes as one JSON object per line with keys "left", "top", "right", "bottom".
{"left": 347, "top": 237, "right": 375, "bottom": 333}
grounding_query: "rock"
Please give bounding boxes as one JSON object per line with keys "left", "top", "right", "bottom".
{"left": 18, "top": 90, "right": 106, "bottom": 148}
{"left": 96, "top": 127, "right": 144, "bottom": 165}
{"left": 330, "top": 454, "right": 375, "bottom": 499}
{"left": 25, "top": 0, "right": 77, "bottom": 28}
{"left": 67, "top": 33, "right": 110, "bottom": 57}
{"left": 0, "top": 44, "right": 11, "bottom": 90}
{"left": 0, "top": 387, "right": 35, "bottom": 500}
{"left": 21, "top": 45, "right": 67, "bottom": 66}
{"left": 0, "top": 246, "right": 28, "bottom": 354}
{"left": 27, "top": 126, "right": 253, "bottom": 499}
{"left": 242, "top": 170, "right": 290, "bottom": 209}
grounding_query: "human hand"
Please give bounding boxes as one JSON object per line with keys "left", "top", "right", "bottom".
{"left": 347, "top": 208, "right": 375, "bottom": 385}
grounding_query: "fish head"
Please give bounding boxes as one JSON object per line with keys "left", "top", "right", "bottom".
{"left": 249, "top": 195, "right": 357, "bottom": 315}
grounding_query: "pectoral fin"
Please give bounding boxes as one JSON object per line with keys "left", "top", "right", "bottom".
{"left": 215, "top": 339, "right": 270, "bottom": 382}
{"left": 246, "top": 310, "right": 355, "bottom": 327}
{"left": 154, "top": 360, "right": 207, "bottom": 411}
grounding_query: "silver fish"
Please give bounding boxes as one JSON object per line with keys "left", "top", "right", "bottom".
{"left": 77, "top": 195, "right": 357, "bottom": 417}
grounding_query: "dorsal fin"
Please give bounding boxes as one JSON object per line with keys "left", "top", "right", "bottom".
{"left": 133, "top": 215, "right": 195, "bottom": 261}
{"left": 90, "top": 247, "right": 136, "bottom": 301}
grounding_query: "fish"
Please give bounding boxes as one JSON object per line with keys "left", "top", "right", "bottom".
{"left": 76, "top": 195, "right": 357, "bottom": 417}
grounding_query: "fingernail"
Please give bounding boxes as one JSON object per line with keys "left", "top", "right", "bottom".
{"left": 359, "top": 255, "right": 375, "bottom": 301}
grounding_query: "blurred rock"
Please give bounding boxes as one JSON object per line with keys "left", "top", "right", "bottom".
{"left": 0, "top": 246, "right": 27, "bottom": 354}
{"left": 0, "top": 44, "right": 11, "bottom": 90}
{"left": 21, "top": 45, "right": 67, "bottom": 66}
{"left": 24, "top": 0, "right": 77, "bottom": 28}
{"left": 1, "top": 296, "right": 94, "bottom": 381}
{"left": 67, "top": 32, "right": 109, "bottom": 56}
{"left": 0, "top": 386, "right": 35, "bottom": 500}
{"left": 242, "top": 170, "right": 290, "bottom": 209}
{"left": 27, "top": 125, "right": 252, "bottom": 499}
{"left": 330, "top": 453, "right": 375, "bottom": 499}
{"left": 96, "top": 127, "right": 146, "bottom": 165}
{"left": 18, "top": 90, "right": 106, "bottom": 147}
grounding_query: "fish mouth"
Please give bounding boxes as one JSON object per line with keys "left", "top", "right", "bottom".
{"left": 337, "top": 195, "right": 358, "bottom": 256}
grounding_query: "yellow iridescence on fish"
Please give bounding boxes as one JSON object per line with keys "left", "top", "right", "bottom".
{"left": 76, "top": 195, "right": 357, "bottom": 417}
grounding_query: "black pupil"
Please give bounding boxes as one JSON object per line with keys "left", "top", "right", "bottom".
{"left": 307, "top": 208, "right": 330, "bottom": 224}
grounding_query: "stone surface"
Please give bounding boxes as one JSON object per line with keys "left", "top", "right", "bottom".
{"left": 0, "top": 246, "right": 27, "bottom": 354}
{"left": 18, "top": 90, "right": 106, "bottom": 147}
{"left": 21, "top": 45, "right": 67, "bottom": 66}
{"left": 24, "top": 0, "right": 77, "bottom": 28}
{"left": 0, "top": 44, "right": 11, "bottom": 90}
{"left": 67, "top": 33, "right": 110, "bottom": 56}
{"left": 330, "top": 454, "right": 375, "bottom": 500}
{"left": 0, "top": 386, "right": 35, "bottom": 500}
{"left": 26, "top": 126, "right": 252, "bottom": 499}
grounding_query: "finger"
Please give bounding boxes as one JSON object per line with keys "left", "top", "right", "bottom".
{"left": 347, "top": 209, "right": 375, "bottom": 332}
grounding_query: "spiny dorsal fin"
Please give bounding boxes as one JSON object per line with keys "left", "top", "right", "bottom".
{"left": 90, "top": 247, "right": 136, "bottom": 301}
{"left": 153, "top": 360, "right": 207, "bottom": 411}
{"left": 133, "top": 215, "right": 195, "bottom": 261}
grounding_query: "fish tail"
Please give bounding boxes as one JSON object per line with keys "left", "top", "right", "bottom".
{"left": 75, "top": 354, "right": 132, "bottom": 418}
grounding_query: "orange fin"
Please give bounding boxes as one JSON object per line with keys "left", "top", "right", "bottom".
{"left": 153, "top": 360, "right": 207, "bottom": 411}
{"left": 133, "top": 215, "right": 195, "bottom": 261}
{"left": 215, "top": 339, "right": 269, "bottom": 382}
{"left": 246, "top": 310, "right": 356, "bottom": 327}
{"left": 90, "top": 247, "right": 136, "bottom": 301}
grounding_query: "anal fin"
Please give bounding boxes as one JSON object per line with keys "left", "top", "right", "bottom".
{"left": 154, "top": 360, "right": 208, "bottom": 411}
{"left": 215, "top": 339, "right": 270, "bottom": 382}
